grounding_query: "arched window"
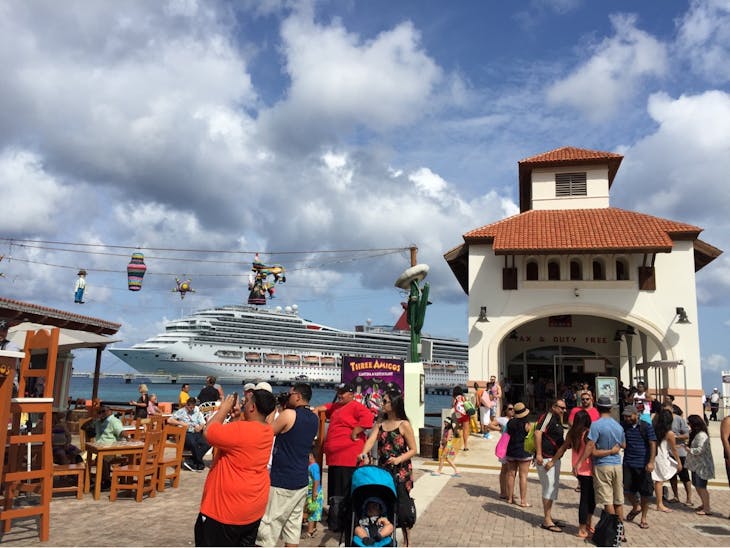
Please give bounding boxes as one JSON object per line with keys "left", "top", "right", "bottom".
{"left": 615, "top": 258, "right": 629, "bottom": 280}
{"left": 569, "top": 259, "right": 582, "bottom": 281}
{"left": 547, "top": 259, "right": 561, "bottom": 281}
{"left": 526, "top": 260, "right": 539, "bottom": 281}
{"left": 592, "top": 258, "right": 606, "bottom": 280}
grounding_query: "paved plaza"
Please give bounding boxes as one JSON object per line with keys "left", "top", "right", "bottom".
{"left": 3, "top": 419, "right": 730, "bottom": 546}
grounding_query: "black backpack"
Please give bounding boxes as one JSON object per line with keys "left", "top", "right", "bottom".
{"left": 396, "top": 481, "right": 417, "bottom": 528}
{"left": 326, "top": 496, "right": 348, "bottom": 533}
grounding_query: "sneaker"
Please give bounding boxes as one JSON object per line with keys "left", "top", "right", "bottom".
{"left": 183, "top": 461, "right": 195, "bottom": 471}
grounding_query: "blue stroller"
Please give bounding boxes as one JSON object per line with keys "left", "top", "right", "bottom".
{"left": 349, "top": 465, "right": 398, "bottom": 547}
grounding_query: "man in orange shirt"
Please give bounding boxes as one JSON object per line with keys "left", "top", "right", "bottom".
{"left": 194, "top": 389, "right": 276, "bottom": 546}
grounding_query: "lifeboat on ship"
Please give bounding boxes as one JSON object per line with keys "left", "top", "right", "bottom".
{"left": 303, "top": 355, "right": 319, "bottom": 364}
{"left": 245, "top": 352, "right": 262, "bottom": 362}
{"left": 284, "top": 354, "right": 300, "bottom": 363}
{"left": 321, "top": 356, "right": 336, "bottom": 365}
{"left": 265, "top": 353, "right": 283, "bottom": 362}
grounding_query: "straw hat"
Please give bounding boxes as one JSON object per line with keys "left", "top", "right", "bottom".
{"left": 513, "top": 402, "right": 529, "bottom": 418}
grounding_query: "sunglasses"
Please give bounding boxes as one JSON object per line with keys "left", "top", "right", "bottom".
{"left": 581, "top": 398, "right": 591, "bottom": 401}
{"left": 507, "top": 407, "right": 514, "bottom": 411}
{"left": 556, "top": 406, "right": 567, "bottom": 410}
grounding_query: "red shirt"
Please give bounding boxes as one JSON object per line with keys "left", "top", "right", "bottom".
{"left": 568, "top": 405, "right": 600, "bottom": 424}
{"left": 323, "top": 400, "right": 374, "bottom": 466}
{"left": 199, "top": 420, "right": 274, "bottom": 525}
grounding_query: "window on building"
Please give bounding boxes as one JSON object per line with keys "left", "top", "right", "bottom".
{"left": 547, "top": 260, "right": 561, "bottom": 280}
{"left": 592, "top": 258, "right": 606, "bottom": 280}
{"left": 569, "top": 259, "right": 582, "bottom": 280}
{"left": 526, "top": 260, "right": 539, "bottom": 280}
{"left": 616, "top": 258, "right": 629, "bottom": 280}
{"left": 555, "top": 172, "right": 587, "bottom": 197}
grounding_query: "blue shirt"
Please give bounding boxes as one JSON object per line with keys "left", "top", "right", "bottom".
{"left": 623, "top": 420, "right": 657, "bottom": 468}
{"left": 588, "top": 416, "right": 625, "bottom": 466}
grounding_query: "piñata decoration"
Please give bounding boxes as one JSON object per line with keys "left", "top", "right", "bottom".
{"left": 172, "top": 277, "right": 195, "bottom": 299}
{"left": 127, "top": 252, "right": 147, "bottom": 291}
{"left": 247, "top": 253, "right": 286, "bottom": 305}
{"left": 74, "top": 269, "right": 87, "bottom": 303}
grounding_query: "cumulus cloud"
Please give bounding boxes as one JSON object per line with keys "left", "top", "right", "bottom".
{"left": 703, "top": 353, "right": 728, "bottom": 373}
{"left": 546, "top": 13, "right": 668, "bottom": 121}
{"left": 676, "top": 0, "right": 730, "bottom": 84}
{"left": 259, "top": 8, "right": 442, "bottom": 151}
{"left": 0, "top": 149, "right": 73, "bottom": 233}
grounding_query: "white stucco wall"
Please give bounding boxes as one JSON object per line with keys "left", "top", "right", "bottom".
{"left": 467, "top": 240, "right": 702, "bottom": 396}
{"left": 531, "top": 165, "right": 610, "bottom": 210}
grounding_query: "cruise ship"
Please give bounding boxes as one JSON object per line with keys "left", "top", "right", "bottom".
{"left": 108, "top": 304, "right": 468, "bottom": 388}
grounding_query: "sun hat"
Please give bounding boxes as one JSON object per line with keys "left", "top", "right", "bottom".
{"left": 596, "top": 395, "right": 615, "bottom": 408}
{"left": 254, "top": 381, "right": 273, "bottom": 393}
{"left": 622, "top": 405, "right": 638, "bottom": 416}
{"left": 513, "top": 402, "right": 529, "bottom": 418}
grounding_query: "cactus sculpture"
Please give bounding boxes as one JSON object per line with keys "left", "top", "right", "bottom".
{"left": 395, "top": 264, "right": 430, "bottom": 362}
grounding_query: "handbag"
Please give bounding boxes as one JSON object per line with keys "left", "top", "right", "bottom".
{"left": 395, "top": 481, "right": 416, "bottom": 528}
{"left": 592, "top": 510, "right": 623, "bottom": 547}
{"left": 495, "top": 432, "right": 510, "bottom": 460}
{"left": 524, "top": 412, "right": 552, "bottom": 454}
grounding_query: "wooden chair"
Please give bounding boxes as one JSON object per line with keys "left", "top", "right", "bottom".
{"left": 109, "top": 430, "right": 164, "bottom": 503}
{"left": 78, "top": 417, "right": 95, "bottom": 452}
{"left": 147, "top": 414, "right": 166, "bottom": 432}
{"left": 52, "top": 464, "right": 86, "bottom": 499}
{"left": 157, "top": 424, "right": 186, "bottom": 491}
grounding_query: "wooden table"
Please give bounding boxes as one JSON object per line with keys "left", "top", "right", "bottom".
{"left": 84, "top": 440, "right": 144, "bottom": 500}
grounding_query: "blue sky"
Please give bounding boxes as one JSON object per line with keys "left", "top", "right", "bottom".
{"left": 1, "top": 0, "right": 730, "bottom": 391}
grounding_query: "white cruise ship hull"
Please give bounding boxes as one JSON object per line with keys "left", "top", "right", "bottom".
{"left": 109, "top": 304, "right": 468, "bottom": 389}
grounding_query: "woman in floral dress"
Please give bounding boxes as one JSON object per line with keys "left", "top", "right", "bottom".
{"left": 360, "top": 389, "right": 417, "bottom": 544}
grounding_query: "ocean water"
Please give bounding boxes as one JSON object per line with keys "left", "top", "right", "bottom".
{"left": 68, "top": 376, "right": 453, "bottom": 417}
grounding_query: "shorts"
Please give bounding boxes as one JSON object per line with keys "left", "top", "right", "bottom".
{"left": 537, "top": 459, "right": 561, "bottom": 500}
{"left": 623, "top": 464, "right": 653, "bottom": 497}
{"left": 593, "top": 464, "right": 624, "bottom": 507}
{"left": 691, "top": 472, "right": 708, "bottom": 489}
{"left": 676, "top": 456, "right": 690, "bottom": 483}
{"left": 456, "top": 414, "right": 469, "bottom": 424}
{"left": 480, "top": 407, "right": 490, "bottom": 426}
{"left": 256, "top": 485, "right": 309, "bottom": 545}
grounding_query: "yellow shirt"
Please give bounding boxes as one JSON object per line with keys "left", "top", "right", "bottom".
{"left": 179, "top": 390, "right": 190, "bottom": 406}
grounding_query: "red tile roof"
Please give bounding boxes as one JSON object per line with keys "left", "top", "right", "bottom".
{"left": 463, "top": 208, "right": 702, "bottom": 254}
{"left": 519, "top": 146, "right": 623, "bottom": 165}
{"left": 0, "top": 296, "right": 120, "bottom": 335}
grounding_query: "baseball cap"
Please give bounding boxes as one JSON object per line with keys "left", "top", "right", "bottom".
{"left": 243, "top": 383, "right": 256, "bottom": 392}
{"left": 254, "top": 382, "right": 273, "bottom": 393}
{"left": 336, "top": 382, "right": 355, "bottom": 393}
{"left": 596, "top": 395, "right": 615, "bottom": 408}
{"left": 622, "top": 405, "right": 638, "bottom": 416}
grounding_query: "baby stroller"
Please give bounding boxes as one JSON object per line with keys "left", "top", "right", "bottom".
{"left": 349, "top": 465, "right": 398, "bottom": 547}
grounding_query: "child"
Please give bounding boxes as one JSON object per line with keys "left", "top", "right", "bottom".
{"left": 354, "top": 497, "right": 394, "bottom": 546}
{"left": 302, "top": 451, "right": 323, "bottom": 538}
{"left": 432, "top": 418, "right": 460, "bottom": 477}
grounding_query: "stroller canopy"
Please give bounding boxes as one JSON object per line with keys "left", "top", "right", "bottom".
{"left": 351, "top": 465, "right": 397, "bottom": 498}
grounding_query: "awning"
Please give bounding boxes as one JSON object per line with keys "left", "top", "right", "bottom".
{"left": 8, "top": 322, "right": 121, "bottom": 351}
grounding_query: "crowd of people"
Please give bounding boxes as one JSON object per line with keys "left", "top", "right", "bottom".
{"left": 466, "top": 379, "right": 722, "bottom": 542}
{"left": 154, "top": 377, "right": 416, "bottom": 547}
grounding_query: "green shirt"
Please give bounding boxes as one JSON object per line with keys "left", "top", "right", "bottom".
{"left": 95, "top": 414, "right": 123, "bottom": 443}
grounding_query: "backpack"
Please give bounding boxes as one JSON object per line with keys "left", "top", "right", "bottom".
{"left": 592, "top": 510, "right": 624, "bottom": 547}
{"left": 463, "top": 400, "right": 476, "bottom": 416}
{"left": 327, "top": 496, "right": 348, "bottom": 533}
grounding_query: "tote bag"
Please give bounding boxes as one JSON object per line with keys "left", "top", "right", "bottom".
{"left": 495, "top": 432, "right": 510, "bottom": 460}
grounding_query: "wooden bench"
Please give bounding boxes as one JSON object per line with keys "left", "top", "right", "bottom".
{"left": 52, "top": 464, "right": 86, "bottom": 499}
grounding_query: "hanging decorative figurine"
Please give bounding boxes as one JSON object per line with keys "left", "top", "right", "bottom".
{"left": 74, "top": 269, "right": 87, "bottom": 304}
{"left": 247, "top": 253, "right": 286, "bottom": 305}
{"left": 127, "top": 252, "right": 147, "bottom": 291}
{"left": 172, "top": 277, "right": 195, "bottom": 299}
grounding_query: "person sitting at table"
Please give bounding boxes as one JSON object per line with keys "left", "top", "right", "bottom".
{"left": 52, "top": 411, "right": 82, "bottom": 465}
{"left": 147, "top": 393, "right": 162, "bottom": 416}
{"left": 93, "top": 405, "right": 125, "bottom": 490}
{"left": 167, "top": 397, "right": 210, "bottom": 471}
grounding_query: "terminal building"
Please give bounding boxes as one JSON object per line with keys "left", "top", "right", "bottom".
{"left": 445, "top": 146, "right": 722, "bottom": 414}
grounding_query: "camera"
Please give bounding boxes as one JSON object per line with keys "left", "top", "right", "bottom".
{"left": 276, "top": 391, "right": 290, "bottom": 409}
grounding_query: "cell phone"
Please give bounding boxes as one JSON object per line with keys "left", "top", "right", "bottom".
{"left": 231, "top": 392, "right": 238, "bottom": 407}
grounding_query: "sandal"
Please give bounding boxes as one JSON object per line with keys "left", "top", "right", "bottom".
{"left": 639, "top": 522, "right": 649, "bottom": 529}
{"left": 540, "top": 523, "right": 562, "bottom": 533}
{"left": 626, "top": 509, "right": 640, "bottom": 522}
{"left": 696, "top": 510, "right": 714, "bottom": 516}
{"left": 666, "top": 497, "right": 680, "bottom": 504}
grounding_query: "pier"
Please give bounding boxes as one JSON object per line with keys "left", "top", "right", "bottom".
{"left": 71, "top": 371, "right": 457, "bottom": 393}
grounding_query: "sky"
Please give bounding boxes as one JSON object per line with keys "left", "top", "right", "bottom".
{"left": 1, "top": 0, "right": 730, "bottom": 391}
